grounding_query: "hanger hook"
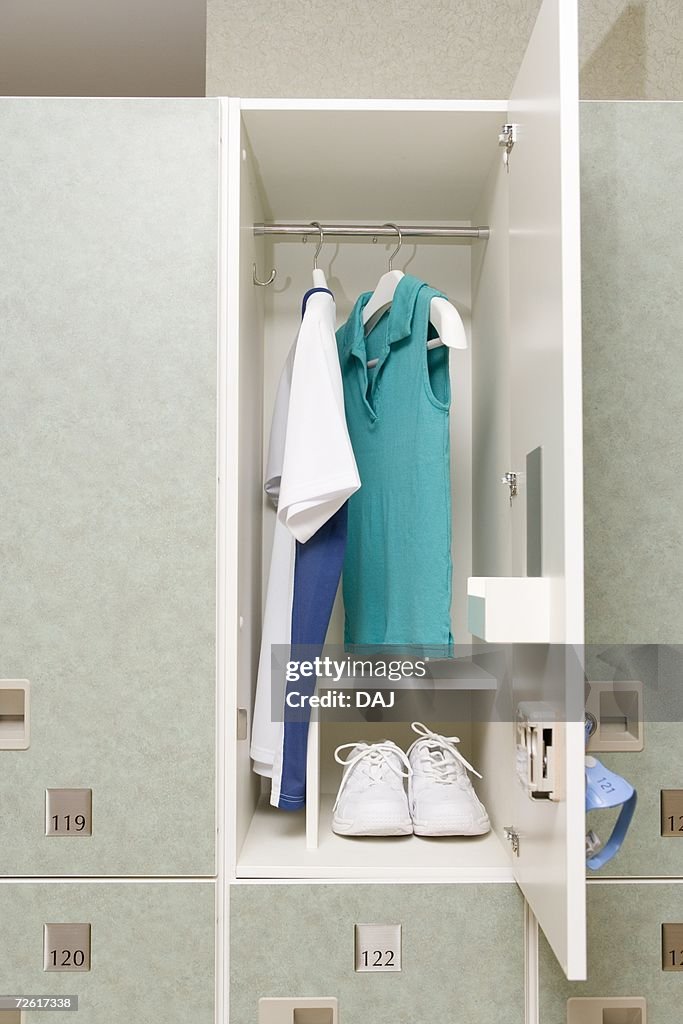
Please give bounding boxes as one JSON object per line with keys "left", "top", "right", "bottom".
{"left": 383, "top": 222, "right": 402, "bottom": 271}
{"left": 310, "top": 221, "right": 324, "bottom": 270}
{"left": 252, "top": 261, "right": 276, "bottom": 287}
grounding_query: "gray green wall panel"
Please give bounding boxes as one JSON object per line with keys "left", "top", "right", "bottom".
{"left": 206, "top": 1, "right": 683, "bottom": 100}
{"left": 0, "top": 99, "right": 219, "bottom": 876}
{"left": 0, "top": 882, "right": 215, "bottom": 1023}
{"left": 540, "top": 882, "right": 683, "bottom": 1023}
{"left": 580, "top": 1, "right": 683, "bottom": 100}
{"left": 230, "top": 884, "right": 524, "bottom": 1024}
{"left": 580, "top": 100, "right": 683, "bottom": 645}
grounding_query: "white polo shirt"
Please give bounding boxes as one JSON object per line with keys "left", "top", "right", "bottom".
{"left": 250, "top": 289, "right": 360, "bottom": 791}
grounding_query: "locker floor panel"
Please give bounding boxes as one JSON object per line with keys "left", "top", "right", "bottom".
{"left": 236, "top": 796, "right": 514, "bottom": 879}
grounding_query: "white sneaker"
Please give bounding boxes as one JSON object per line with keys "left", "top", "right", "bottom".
{"left": 332, "top": 741, "right": 413, "bottom": 837}
{"left": 407, "top": 722, "right": 491, "bottom": 836}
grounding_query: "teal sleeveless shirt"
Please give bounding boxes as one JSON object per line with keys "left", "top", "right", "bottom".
{"left": 336, "top": 274, "right": 453, "bottom": 652}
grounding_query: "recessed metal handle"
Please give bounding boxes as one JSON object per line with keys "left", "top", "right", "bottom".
{"left": 236, "top": 708, "right": 248, "bottom": 741}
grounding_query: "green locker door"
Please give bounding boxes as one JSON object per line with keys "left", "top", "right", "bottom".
{"left": 541, "top": 883, "right": 683, "bottom": 1024}
{"left": 0, "top": 99, "right": 219, "bottom": 876}
{"left": 230, "top": 884, "right": 525, "bottom": 1024}
{"left": 0, "top": 882, "right": 215, "bottom": 1023}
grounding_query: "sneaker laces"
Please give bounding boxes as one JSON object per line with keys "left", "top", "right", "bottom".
{"left": 407, "top": 722, "right": 483, "bottom": 784}
{"left": 333, "top": 741, "right": 412, "bottom": 812}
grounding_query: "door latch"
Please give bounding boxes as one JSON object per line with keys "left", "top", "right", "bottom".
{"left": 501, "top": 471, "right": 519, "bottom": 506}
{"left": 516, "top": 702, "right": 565, "bottom": 802}
{"left": 498, "top": 123, "right": 518, "bottom": 173}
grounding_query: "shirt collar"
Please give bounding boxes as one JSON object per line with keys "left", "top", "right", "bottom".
{"left": 342, "top": 274, "right": 427, "bottom": 361}
{"left": 302, "top": 286, "right": 334, "bottom": 318}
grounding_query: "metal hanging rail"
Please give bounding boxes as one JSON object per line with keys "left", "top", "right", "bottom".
{"left": 253, "top": 222, "right": 489, "bottom": 240}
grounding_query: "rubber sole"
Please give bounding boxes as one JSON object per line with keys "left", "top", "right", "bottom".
{"left": 412, "top": 821, "right": 491, "bottom": 837}
{"left": 332, "top": 819, "right": 413, "bottom": 837}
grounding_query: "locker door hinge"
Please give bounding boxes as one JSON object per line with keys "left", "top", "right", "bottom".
{"left": 503, "top": 826, "right": 520, "bottom": 856}
{"left": 498, "top": 123, "right": 519, "bottom": 173}
{"left": 501, "top": 470, "right": 519, "bottom": 506}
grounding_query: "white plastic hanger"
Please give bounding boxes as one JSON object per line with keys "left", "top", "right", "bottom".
{"left": 309, "top": 222, "right": 328, "bottom": 289}
{"left": 362, "top": 223, "right": 467, "bottom": 367}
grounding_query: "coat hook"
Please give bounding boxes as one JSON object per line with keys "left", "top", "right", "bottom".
{"left": 252, "top": 261, "right": 277, "bottom": 287}
{"left": 310, "top": 221, "right": 324, "bottom": 269}
{"left": 383, "top": 222, "right": 402, "bottom": 271}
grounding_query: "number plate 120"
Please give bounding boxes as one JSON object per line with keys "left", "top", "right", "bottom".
{"left": 43, "top": 924, "right": 91, "bottom": 973}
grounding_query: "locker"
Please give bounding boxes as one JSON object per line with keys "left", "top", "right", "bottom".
{"left": 540, "top": 883, "right": 683, "bottom": 1024}
{"left": 222, "top": 0, "right": 586, "bottom": 985}
{"left": 580, "top": 101, "right": 683, "bottom": 646}
{"left": 581, "top": 650, "right": 683, "bottom": 879}
{"left": 0, "top": 100, "right": 218, "bottom": 877}
{"left": 0, "top": 882, "right": 215, "bottom": 1024}
{"left": 580, "top": 97, "right": 683, "bottom": 881}
{"left": 229, "top": 884, "right": 525, "bottom": 1024}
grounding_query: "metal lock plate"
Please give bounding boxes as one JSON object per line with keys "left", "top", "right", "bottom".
{"left": 0, "top": 679, "right": 30, "bottom": 750}
{"left": 354, "top": 924, "right": 401, "bottom": 973}
{"left": 43, "top": 924, "right": 91, "bottom": 972}
{"left": 259, "top": 999, "right": 338, "bottom": 1024}
{"left": 45, "top": 789, "right": 92, "bottom": 836}
{"left": 585, "top": 681, "right": 643, "bottom": 752}
{"left": 661, "top": 791, "right": 683, "bottom": 837}
{"left": 662, "top": 923, "right": 683, "bottom": 971}
{"left": 567, "top": 996, "right": 646, "bottom": 1023}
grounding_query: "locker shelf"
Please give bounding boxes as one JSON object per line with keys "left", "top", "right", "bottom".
{"left": 236, "top": 796, "right": 514, "bottom": 880}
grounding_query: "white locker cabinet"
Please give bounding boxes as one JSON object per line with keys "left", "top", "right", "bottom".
{"left": 221, "top": 0, "right": 586, "bottom": 984}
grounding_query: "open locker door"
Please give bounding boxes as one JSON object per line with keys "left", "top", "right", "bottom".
{"left": 506, "top": 0, "right": 586, "bottom": 981}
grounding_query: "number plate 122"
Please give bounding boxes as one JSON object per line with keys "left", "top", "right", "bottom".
{"left": 354, "top": 924, "right": 401, "bottom": 973}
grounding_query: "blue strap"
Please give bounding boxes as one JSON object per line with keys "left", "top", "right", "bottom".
{"left": 586, "top": 789, "right": 638, "bottom": 870}
{"left": 302, "top": 287, "right": 333, "bottom": 317}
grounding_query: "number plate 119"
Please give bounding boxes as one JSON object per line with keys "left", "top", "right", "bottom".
{"left": 45, "top": 789, "right": 92, "bottom": 836}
